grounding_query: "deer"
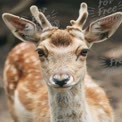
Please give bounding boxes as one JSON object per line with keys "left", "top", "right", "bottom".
{"left": 2, "top": 2, "right": 122, "bottom": 122}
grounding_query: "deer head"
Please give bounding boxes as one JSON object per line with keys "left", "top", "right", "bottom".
{"left": 2, "top": 3, "right": 122, "bottom": 91}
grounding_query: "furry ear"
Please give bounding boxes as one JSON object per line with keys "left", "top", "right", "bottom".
{"left": 2, "top": 13, "right": 40, "bottom": 42}
{"left": 85, "top": 12, "right": 122, "bottom": 44}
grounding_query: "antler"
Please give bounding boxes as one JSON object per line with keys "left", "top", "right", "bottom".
{"left": 69, "top": 3, "right": 88, "bottom": 30}
{"left": 30, "top": 5, "right": 53, "bottom": 30}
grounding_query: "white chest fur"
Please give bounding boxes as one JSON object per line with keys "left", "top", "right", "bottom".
{"left": 48, "top": 84, "right": 93, "bottom": 122}
{"left": 14, "top": 90, "right": 33, "bottom": 122}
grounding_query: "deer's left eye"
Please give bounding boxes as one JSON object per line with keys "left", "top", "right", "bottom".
{"left": 80, "top": 49, "right": 89, "bottom": 56}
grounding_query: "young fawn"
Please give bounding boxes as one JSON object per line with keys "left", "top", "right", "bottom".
{"left": 2, "top": 3, "right": 122, "bottom": 122}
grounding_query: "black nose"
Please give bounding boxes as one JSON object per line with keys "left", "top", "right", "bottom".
{"left": 53, "top": 74, "right": 70, "bottom": 87}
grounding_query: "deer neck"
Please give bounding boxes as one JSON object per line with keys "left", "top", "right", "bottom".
{"left": 48, "top": 79, "right": 92, "bottom": 122}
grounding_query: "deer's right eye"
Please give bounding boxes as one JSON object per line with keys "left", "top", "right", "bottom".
{"left": 36, "top": 48, "right": 45, "bottom": 57}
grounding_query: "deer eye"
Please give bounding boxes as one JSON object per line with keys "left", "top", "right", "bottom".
{"left": 80, "top": 49, "right": 89, "bottom": 56}
{"left": 36, "top": 48, "right": 45, "bottom": 57}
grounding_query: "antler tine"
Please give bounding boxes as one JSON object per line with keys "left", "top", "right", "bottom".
{"left": 70, "top": 3, "right": 88, "bottom": 30}
{"left": 30, "top": 5, "right": 52, "bottom": 30}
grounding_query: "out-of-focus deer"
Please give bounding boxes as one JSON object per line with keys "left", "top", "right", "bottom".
{"left": 2, "top": 2, "right": 122, "bottom": 122}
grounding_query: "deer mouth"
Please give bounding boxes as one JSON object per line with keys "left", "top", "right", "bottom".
{"left": 52, "top": 84, "right": 72, "bottom": 88}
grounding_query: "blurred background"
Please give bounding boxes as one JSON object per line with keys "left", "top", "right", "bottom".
{"left": 0, "top": 0, "right": 122, "bottom": 121}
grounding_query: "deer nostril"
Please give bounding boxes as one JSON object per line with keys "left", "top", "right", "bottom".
{"left": 53, "top": 74, "right": 70, "bottom": 87}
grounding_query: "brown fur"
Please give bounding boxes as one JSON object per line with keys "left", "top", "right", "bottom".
{"left": 50, "top": 30, "right": 72, "bottom": 47}
{"left": 4, "top": 42, "right": 113, "bottom": 121}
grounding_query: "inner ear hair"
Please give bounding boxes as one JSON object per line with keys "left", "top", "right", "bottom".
{"left": 85, "top": 12, "right": 122, "bottom": 44}
{"left": 2, "top": 13, "right": 40, "bottom": 42}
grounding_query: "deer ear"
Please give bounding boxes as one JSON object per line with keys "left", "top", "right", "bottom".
{"left": 85, "top": 12, "right": 122, "bottom": 44}
{"left": 2, "top": 13, "right": 40, "bottom": 42}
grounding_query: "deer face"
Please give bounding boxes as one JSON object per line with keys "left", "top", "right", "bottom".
{"left": 2, "top": 3, "right": 122, "bottom": 90}
{"left": 36, "top": 29, "right": 88, "bottom": 88}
